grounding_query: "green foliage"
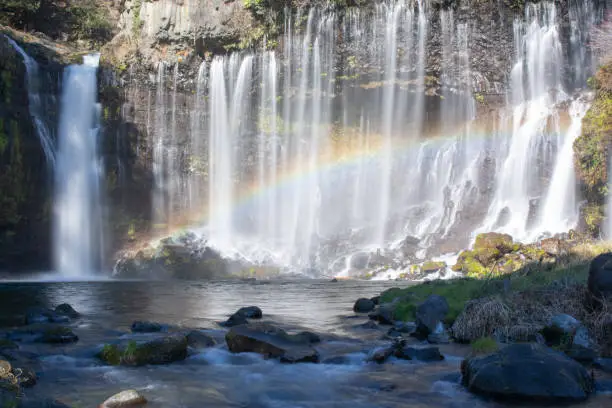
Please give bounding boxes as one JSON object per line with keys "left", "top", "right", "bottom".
{"left": 132, "top": 0, "right": 144, "bottom": 38}
{"left": 68, "top": 0, "right": 113, "bottom": 44}
{"left": 471, "top": 336, "right": 499, "bottom": 354}
{"left": 574, "top": 65, "right": 612, "bottom": 233}
{"left": 0, "top": 0, "right": 41, "bottom": 27}
{"left": 379, "top": 260, "right": 592, "bottom": 325}
{"left": 99, "top": 344, "right": 121, "bottom": 365}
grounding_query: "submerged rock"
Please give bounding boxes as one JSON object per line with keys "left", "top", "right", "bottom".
{"left": 131, "top": 321, "right": 164, "bottom": 333}
{"left": 225, "top": 323, "right": 319, "bottom": 363}
{"left": 394, "top": 345, "right": 444, "bottom": 362}
{"left": 100, "top": 390, "right": 147, "bottom": 407}
{"left": 186, "top": 330, "right": 216, "bottom": 348}
{"left": 353, "top": 298, "right": 375, "bottom": 313}
{"left": 54, "top": 304, "right": 80, "bottom": 319}
{"left": 462, "top": 343, "right": 595, "bottom": 402}
{"left": 220, "top": 313, "right": 249, "bottom": 327}
{"left": 24, "top": 307, "right": 69, "bottom": 325}
{"left": 236, "top": 306, "right": 263, "bottom": 319}
{"left": 98, "top": 334, "right": 188, "bottom": 366}
{"left": 9, "top": 324, "right": 78, "bottom": 344}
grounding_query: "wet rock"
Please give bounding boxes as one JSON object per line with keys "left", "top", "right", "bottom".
{"left": 394, "top": 345, "right": 444, "bottom": 362}
{"left": 24, "top": 307, "right": 69, "bottom": 325}
{"left": 236, "top": 306, "right": 263, "bottom": 319}
{"left": 225, "top": 323, "right": 319, "bottom": 363}
{"left": 131, "top": 321, "right": 164, "bottom": 333}
{"left": 100, "top": 389, "right": 147, "bottom": 407}
{"left": 98, "top": 334, "right": 188, "bottom": 366}
{"left": 292, "top": 331, "right": 321, "bottom": 344}
{"left": 542, "top": 314, "right": 597, "bottom": 362}
{"left": 186, "top": 330, "right": 216, "bottom": 349}
{"left": 368, "top": 347, "right": 393, "bottom": 364}
{"left": 9, "top": 324, "right": 78, "bottom": 344}
{"left": 415, "top": 295, "right": 448, "bottom": 336}
{"left": 0, "top": 339, "right": 18, "bottom": 350}
{"left": 594, "top": 358, "right": 612, "bottom": 374}
{"left": 357, "top": 321, "right": 379, "bottom": 330}
{"left": 394, "top": 321, "right": 417, "bottom": 334}
{"left": 588, "top": 252, "right": 612, "bottom": 300}
{"left": 368, "top": 304, "right": 395, "bottom": 325}
{"left": 427, "top": 330, "right": 450, "bottom": 344}
{"left": 330, "top": 278, "right": 338, "bottom": 282}
{"left": 421, "top": 261, "right": 446, "bottom": 274}
{"left": 220, "top": 313, "right": 249, "bottom": 327}
{"left": 370, "top": 296, "right": 380, "bottom": 305}
{"left": 17, "top": 367, "right": 36, "bottom": 388}
{"left": 353, "top": 298, "right": 375, "bottom": 313}
{"left": 54, "top": 304, "right": 80, "bottom": 319}
{"left": 462, "top": 343, "right": 595, "bottom": 402}
{"left": 322, "top": 356, "right": 350, "bottom": 365}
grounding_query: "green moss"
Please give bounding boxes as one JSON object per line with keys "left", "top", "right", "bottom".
{"left": 99, "top": 344, "right": 121, "bottom": 365}
{"left": 471, "top": 336, "right": 499, "bottom": 354}
{"left": 132, "top": 0, "right": 144, "bottom": 38}
{"left": 377, "top": 261, "right": 591, "bottom": 326}
{"left": 453, "top": 250, "right": 489, "bottom": 277}
{"left": 421, "top": 261, "right": 446, "bottom": 273}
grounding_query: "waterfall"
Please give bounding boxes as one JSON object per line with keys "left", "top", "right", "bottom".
{"left": 477, "top": 2, "right": 569, "bottom": 241}
{"left": 148, "top": 0, "right": 598, "bottom": 275}
{"left": 5, "top": 36, "right": 55, "bottom": 165}
{"left": 54, "top": 54, "right": 103, "bottom": 277}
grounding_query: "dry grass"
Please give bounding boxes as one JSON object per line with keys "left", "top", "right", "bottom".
{"left": 451, "top": 297, "right": 510, "bottom": 343}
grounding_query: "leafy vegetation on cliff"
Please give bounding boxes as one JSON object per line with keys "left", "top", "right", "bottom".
{"left": 574, "top": 63, "right": 612, "bottom": 235}
{"left": 0, "top": 0, "right": 113, "bottom": 46}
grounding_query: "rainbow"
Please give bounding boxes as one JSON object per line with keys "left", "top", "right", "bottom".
{"left": 155, "top": 111, "right": 573, "bottom": 240}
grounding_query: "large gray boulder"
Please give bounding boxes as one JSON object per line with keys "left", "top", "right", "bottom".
{"left": 462, "top": 343, "right": 595, "bottom": 402}
{"left": 588, "top": 252, "right": 612, "bottom": 300}
{"left": 225, "top": 323, "right": 319, "bottom": 363}
{"left": 416, "top": 295, "right": 449, "bottom": 336}
{"left": 98, "top": 334, "right": 188, "bottom": 366}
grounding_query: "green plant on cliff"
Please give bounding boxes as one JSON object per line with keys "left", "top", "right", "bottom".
{"left": 0, "top": 0, "right": 41, "bottom": 28}
{"left": 68, "top": 0, "right": 113, "bottom": 44}
{"left": 574, "top": 63, "right": 612, "bottom": 235}
{"left": 132, "top": 0, "right": 144, "bottom": 39}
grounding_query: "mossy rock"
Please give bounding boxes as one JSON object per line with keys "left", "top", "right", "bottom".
{"left": 453, "top": 250, "right": 488, "bottom": 277}
{"left": 474, "top": 232, "right": 514, "bottom": 253}
{"left": 499, "top": 253, "right": 525, "bottom": 275}
{"left": 98, "top": 334, "right": 188, "bottom": 366}
{"left": 421, "top": 261, "right": 446, "bottom": 274}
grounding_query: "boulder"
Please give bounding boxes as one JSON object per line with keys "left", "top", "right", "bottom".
{"left": 368, "top": 304, "right": 395, "bottom": 325}
{"left": 99, "top": 390, "right": 147, "bottom": 407}
{"left": 98, "top": 334, "right": 188, "bottom": 366}
{"left": 131, "top": 321, "right": 164, "bottom": 333}
{"left": 540, "top": 238, "right": 569, "bottom": 256}
{"left": 421, "top": 261, "right": 446, "bottom": 274}
{"left": 588, "top": 252, "right": 612, "bottom": 300}
{"left": 394, "top": 345, "right": 444, "bottom": 362}
{"left": 542, "top": 314, "right": 597, "bottom": 362}
{"left": 462, "top": 343, "right": 595, "bottom": 402}
{"left": 54, "top": 304, "right": 80, "bottom": 318}
{"left": 9, "top": 324, "right": 78, "bottom": 344}
{"left": 292, "top": 331, "right": 321, "bottom": 344}
{"left": 236, "top": 306, "right": 263, "bottom": 319}
{"left": 353, "top": 298, "right": 375, "bottom": 313}
{"left": 368, "top": 347, "right": 393, "bottom": 364}
{"left": 24, "top": 307, "right": 69, "bottom": 325}
{"left": 186, "top": 330, "right": 216, "bottom": 349}
{"left": 370, "top": 296, "right": 380, "bottom": 305}
{"left": 415, "top": 295, "right": 449, "bottom": 336}
{"left": 225, "top": 323, "right": 319, "bottom": 363}
{"left": 220, "top": 313, "right": 249, "bottom": 327}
